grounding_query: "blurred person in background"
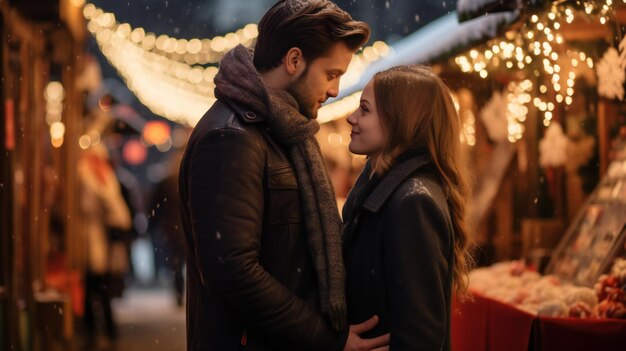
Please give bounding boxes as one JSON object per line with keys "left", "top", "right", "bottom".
{"left": 78, "top": 141, "right": 132, "bottom": 349}
{"left": 149, "top": 148, "right": 186, "bottom": 306}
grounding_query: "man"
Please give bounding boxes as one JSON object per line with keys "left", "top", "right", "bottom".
{"left": 179, "top": 1, "right": 389, "bottom": 350}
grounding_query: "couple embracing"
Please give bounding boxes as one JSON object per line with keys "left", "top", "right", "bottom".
{"left": 178, "top": 1, "right": 472, "bottom": 350}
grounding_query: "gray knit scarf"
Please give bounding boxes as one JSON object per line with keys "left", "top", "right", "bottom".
{"left": 214, "top": 45, "right": 346, "bottom": 331}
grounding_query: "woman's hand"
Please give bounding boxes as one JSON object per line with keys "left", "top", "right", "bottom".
{"left": 343, "top": 315, "right": 390, "bottom": 351}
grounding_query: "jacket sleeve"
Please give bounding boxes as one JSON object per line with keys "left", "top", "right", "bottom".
{"left": 382, "top": 189, "right": 452, "bottom": 350}
{"left": 186, "top": 129, "right": 347, "bottom": 351}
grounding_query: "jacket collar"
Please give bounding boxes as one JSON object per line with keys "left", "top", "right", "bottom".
{"left": 215, "top": 90, "right": 267, "bottom": 124}
{"left": 362, "top": 151, "right": 432, "bottom": 213}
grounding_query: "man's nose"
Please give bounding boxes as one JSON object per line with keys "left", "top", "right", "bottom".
{"left": 327, "top": 80, "right": 340, "bottom": 98}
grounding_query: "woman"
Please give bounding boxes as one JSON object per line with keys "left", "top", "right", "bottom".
{"left": 342, "top": 65, "right": 472, "bottom": 350}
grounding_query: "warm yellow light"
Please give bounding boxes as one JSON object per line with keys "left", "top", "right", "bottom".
{"left": 187, "top": 39, "right": 202, "bottom": 54}
{"left": 479, "top": 70, "right": 488, "bottom": 78}
{"left": 45, "top": 81, "right": 65, "bottom": 101}
{"left": 83, "top": 3, "right": 96, "bottom": 18}
{"left": 373, "top": 41, "right": 390, "bottom": 57}
{"left": 79, "top": 135, "right": 91, "bottom": 150}
{"left": 50, "top": 122, "right": 65, "bottom": 140}
{"left": 51, "top": 137, "right": 64, "bottom": 148}
{"left": 176, "top": 39, "right": 189, "bottom": 55}
{"left": 243, "top": 24, "right": 259, "bottom": 39}
{"left": 211, "top": 37, "right": 226, "bottom": 52}
{"left": 531, "top": 15, "right": 539, "bottom": 23}
{"left": 130, "top": 27, "right": 145, "bottom": 43}
{"left": 143, "top": 34, "right": 156, "bottom": 50}
{"left": 98, "top": 12, "right": 115, "bottom": 28}
{"left": 143, "top": 120, "right": 171, "bottom": 146}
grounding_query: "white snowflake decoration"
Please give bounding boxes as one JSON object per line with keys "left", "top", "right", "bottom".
{"left": 479, "top": 91, "right": 509, "bottom": 143}
{"left": 597, "top": 37, "right": 626, "bottom": 100}
{"left": 539, "top": 122, "right": 569, "bottom": 168}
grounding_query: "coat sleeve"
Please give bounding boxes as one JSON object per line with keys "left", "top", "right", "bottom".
{"left": 382, "top": 188, "right": 452, "bottom": 350}
{"left": 186, "top": 129, "right": 347, "bottom": 351}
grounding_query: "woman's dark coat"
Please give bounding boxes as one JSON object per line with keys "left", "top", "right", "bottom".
{"left": 343, "top": 150, "right": 455, "bottom": 351}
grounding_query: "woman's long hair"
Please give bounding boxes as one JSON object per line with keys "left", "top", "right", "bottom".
{"left": 372, "top": 65, "right": 473, "bottom": 297}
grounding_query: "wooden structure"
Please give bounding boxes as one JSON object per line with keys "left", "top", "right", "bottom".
{"left": 0, "top": 1, "right": 86, "bottom": 350}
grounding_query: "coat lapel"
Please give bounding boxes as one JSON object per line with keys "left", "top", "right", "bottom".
{"left": 342, "top": 152, "right": 432, "bottom": 249}
{"left": 362, "top": 153, "right": 432, "bottom": 213}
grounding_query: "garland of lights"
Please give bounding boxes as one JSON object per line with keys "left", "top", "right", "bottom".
{"left": 454, "top": 0, "right": 617, "bottom": 142}
{"left": 83, "top": 3, "right": 392, "bottom": 126}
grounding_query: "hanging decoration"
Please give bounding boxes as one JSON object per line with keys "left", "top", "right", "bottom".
{"left": 597, "top": 35, "right": 626, "bottom": 100}
{"left": 539, "top": 122, "right": 570, "bottom": 168}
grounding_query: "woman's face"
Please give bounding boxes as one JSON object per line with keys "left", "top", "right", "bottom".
{"left": 347, "top": 81, "right": 385, "bottom": 157}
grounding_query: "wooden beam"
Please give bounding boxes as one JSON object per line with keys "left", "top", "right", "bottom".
{"left": 560, "top": 21, "right": 611, "bottom": 41}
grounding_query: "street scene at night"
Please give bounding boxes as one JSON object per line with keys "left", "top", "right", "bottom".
{"left": 1, "top": 1, "right": 626, "bottom": 350}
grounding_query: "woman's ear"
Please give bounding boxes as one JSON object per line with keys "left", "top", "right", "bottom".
{"left": 284, "top": 47, "right": 305, "bottom": 75}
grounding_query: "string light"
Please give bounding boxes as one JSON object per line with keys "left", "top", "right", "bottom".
{"left": 45, "top": 81, "right": 66, "bottom": 147}
{"left": 85, "top": 2, "right": 391, "bottom": 126}
{"left": 453, "top": 1, "right": 608, "bottom": 132}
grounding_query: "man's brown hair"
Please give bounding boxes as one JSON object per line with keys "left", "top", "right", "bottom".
{"left": 253, "top": 0, "right": 371, "bottom": 72}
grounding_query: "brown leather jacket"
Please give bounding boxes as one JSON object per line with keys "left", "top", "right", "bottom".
{"left": 179, "top": 97, "right": 348, "bottom": 351}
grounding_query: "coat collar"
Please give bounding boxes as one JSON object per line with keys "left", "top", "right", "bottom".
{"left": 216, "top": 90, "right": 267, "bottom": 124}
{"left": 362, "top": 151, "right": 432, "bottom": 213}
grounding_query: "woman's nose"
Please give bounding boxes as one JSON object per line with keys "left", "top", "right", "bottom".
{"left": 346, "top": 111, "right": 357, "bottom": 126}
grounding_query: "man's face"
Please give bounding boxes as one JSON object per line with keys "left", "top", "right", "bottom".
{"left": 287, "top": 42, "right": 354, "bottom": 119}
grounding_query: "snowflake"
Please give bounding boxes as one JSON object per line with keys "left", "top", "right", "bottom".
{"left": 479, "top": 91, "right": 509, "bottom": 143}
{"left": 597, "top": 46, "right": 626, "bottom": 100}
{"left": 539, "top": 122, "right": 569, "bottom": 168}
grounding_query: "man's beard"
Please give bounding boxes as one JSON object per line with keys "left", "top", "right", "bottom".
{"left": 286, "top": 71, "right": 318, "bottom": 119}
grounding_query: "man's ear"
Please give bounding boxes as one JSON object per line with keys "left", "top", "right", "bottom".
{"left": 284, "top": 47, "right": 305, "bottom": 75}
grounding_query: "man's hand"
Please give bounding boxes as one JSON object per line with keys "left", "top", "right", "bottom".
{"left": 343, "top": 315, "right": 390, "bottom": 351}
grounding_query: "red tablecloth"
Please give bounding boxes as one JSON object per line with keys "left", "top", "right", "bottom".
{"left": 451, "top": 293, "right": 626, "bottom": 351}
